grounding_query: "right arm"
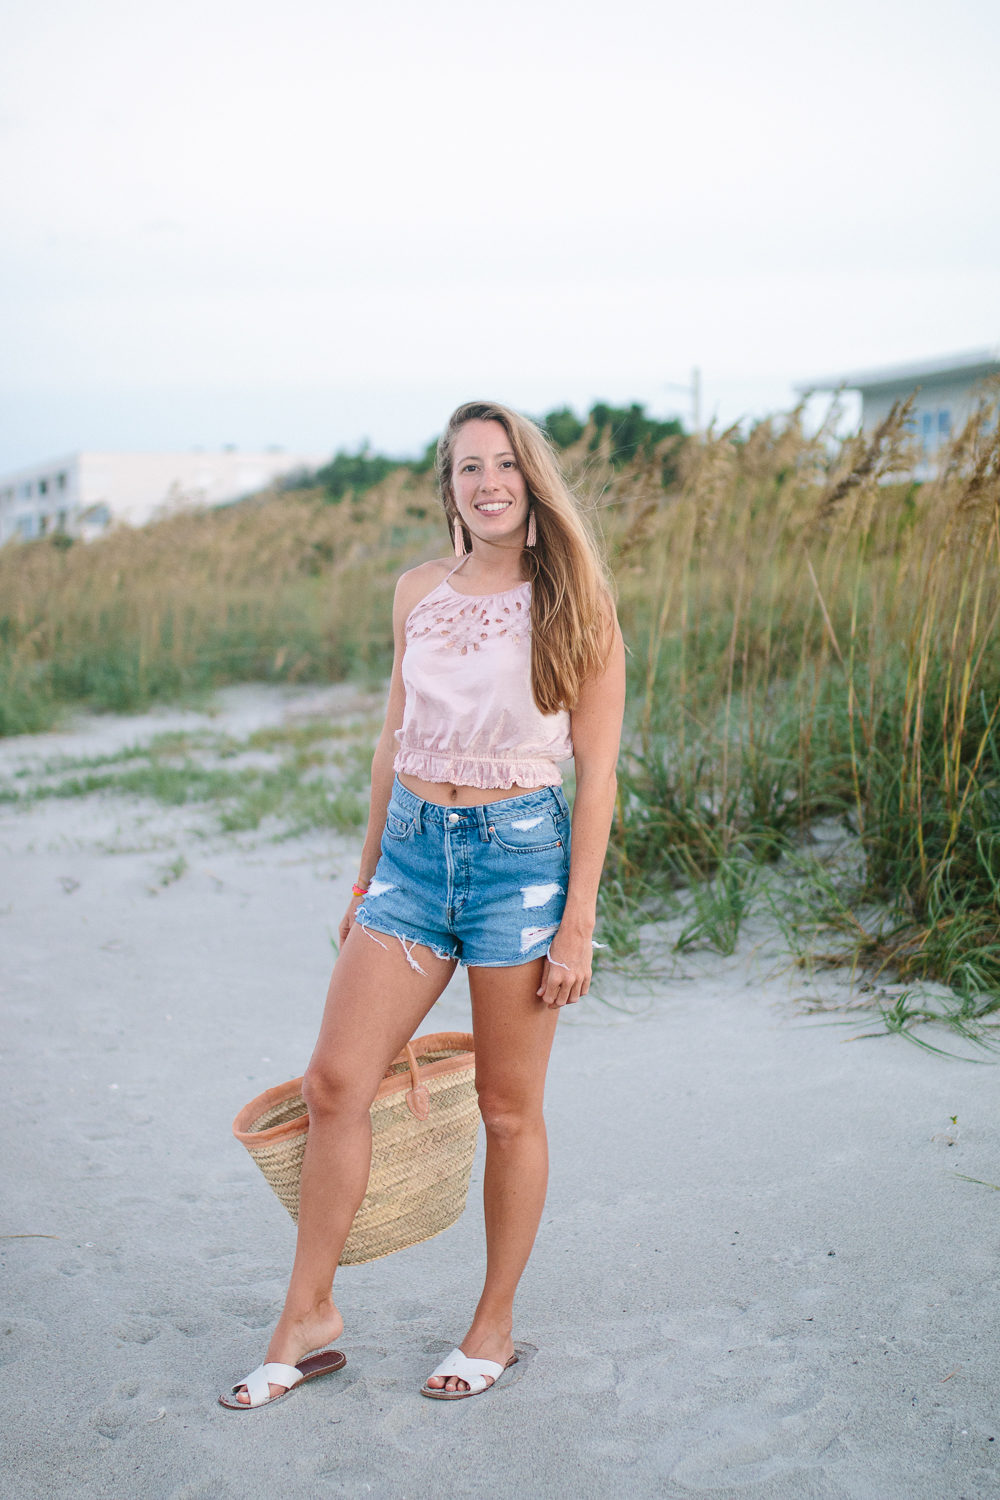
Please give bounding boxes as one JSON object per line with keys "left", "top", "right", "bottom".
{"left": 337, "top": 562, "right": 445, "bottom": 945}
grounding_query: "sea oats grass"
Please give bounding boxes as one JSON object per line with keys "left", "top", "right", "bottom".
{"left": 600, "top": 393, "right": 1000, "bottom": 1036}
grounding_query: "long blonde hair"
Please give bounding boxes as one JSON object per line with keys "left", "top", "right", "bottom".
{"left": 437, "top": 400, "right": 613, "bottom": 714}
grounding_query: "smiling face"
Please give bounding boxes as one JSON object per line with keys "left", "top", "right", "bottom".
{"left": 451, "top": 418, "right": 530, "bottom": 551}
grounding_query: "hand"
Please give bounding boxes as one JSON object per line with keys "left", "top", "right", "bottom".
{"left": 536, "top": 926, "right": 593, "bottom": 1008}
{"left": 337, "top": 893, "right": 366, "bottom": 949}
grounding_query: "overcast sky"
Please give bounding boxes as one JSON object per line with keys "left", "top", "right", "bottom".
{"left": 2, "top": 0, "right": 998, "bottom": 470}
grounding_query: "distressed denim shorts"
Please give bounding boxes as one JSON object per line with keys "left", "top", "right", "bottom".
{"left": 355, "top": 776, "right": 571, "bottom": 971}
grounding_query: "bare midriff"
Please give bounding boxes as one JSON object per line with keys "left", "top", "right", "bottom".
{"left": 396, "top": 772, "right": 536, "bottom": 808}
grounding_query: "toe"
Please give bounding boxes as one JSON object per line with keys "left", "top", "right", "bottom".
{"left": 233, "top": 1381, "right": 287, "bottom": 1406}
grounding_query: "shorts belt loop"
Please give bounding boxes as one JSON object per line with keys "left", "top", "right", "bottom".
{"left": 413, "top": 796, "right": 425, "bottom": 834}
{"left": 475, "top": 804, "right": 490, "bottom": 842}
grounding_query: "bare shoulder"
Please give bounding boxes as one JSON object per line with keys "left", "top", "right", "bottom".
{"left": 393, "top": 557, "right": 455, "bottom": 618}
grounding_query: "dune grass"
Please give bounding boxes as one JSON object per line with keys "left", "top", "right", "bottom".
{"left": 0, "top": 469, "right": 439, "bottom": 735}
{"left": 0, "top": 721, "right": 375, "bottom": 837}
{"left": 598, "top": 393, "right": 1000, "bottom": 1034}
{"left": 2, "top": 399, "right": 998, "bottom": 1034}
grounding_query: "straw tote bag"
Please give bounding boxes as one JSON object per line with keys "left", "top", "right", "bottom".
{"left": 232, "top": 1031, "right": 479, "bottom": 1265}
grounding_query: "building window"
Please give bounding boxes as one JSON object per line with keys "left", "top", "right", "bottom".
{"left": 56, "top": 472, "right": 68, "bottom": 489}
{"left": 39, "top": 478, "right": 49, "bottom": 496}
{"left": 16, "top": 515, "right": 37, "bottom": 539}
{"left": 20, "top": 481, "right": 33, "bottom": 499}
{"left": 938, "top": 409, "right": 951, "bottom": 438}
{"left": 81, "top": 502, "right": 111, "bottom": 530}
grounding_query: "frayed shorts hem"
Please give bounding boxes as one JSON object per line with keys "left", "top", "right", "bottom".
{"left": 355, "top": 919, "right": 459, "bottom": 972}
{"left": 463, "top": 942, "right": 556, "bottom": 970}
{"left": 355, "top": 918, "right": 555, "bottom": 972}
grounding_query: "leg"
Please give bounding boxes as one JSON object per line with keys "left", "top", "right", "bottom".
{"left": 425, "top": 957, "right": 558, "bottom": 1393}
{"left": 234, "top": 922, "right": 456, "bottom": 1403}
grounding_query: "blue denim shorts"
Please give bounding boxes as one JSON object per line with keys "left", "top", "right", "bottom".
{"left": 355, "top": 777, "right": 571, "bottom": 970}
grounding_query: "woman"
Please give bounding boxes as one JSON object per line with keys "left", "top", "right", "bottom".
{"left": 221, "top": 400, "right": 625, "bottom": 1408}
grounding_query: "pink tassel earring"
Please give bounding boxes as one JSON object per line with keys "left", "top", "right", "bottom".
{"left": 525, "top": 508, "right": 537, "bottom": 547}
{"left": 453, "top": 520, "right": 467, "bottom": 558}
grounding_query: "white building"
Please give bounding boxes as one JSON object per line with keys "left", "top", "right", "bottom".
{"left": 0, "top": 449, "right": 328, "bottom": 545}
{"left": 796, "top": 347, "right": 1000, "bottom": 466}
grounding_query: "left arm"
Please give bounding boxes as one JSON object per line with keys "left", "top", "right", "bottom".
{"left": 538, "top": 613, "right": 626, "bottom": 1007}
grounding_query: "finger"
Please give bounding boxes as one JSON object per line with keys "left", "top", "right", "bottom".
{"left": 541, "top": 972, "right": 577, "bottom": 1007}
{"left": 537, "top": 957, "right": 570, "bottom": 998}
{"left": 539, "top": 978, "right": 566, "bottom": 1006}
{"left": 566, "top": 971, "right": 589, "bottom": 1005}
{"left": 538, "top": 961, "right": 568, "bottom": 996}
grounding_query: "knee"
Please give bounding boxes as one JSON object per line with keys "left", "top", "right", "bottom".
{"left": 476, "top": 1089, "right": 543, "bottom": 1144}
{"left": 301, "top": 1060, "right": 375, "bottom": 1122}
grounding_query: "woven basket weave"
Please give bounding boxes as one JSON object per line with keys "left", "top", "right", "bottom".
{"left": 232, "top": 1031, "right": 478, "bottom": 1265}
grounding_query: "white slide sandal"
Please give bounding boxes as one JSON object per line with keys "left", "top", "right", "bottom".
{"left": 420, "top": 1347, "right": 518, "bottom": 1400}
{"left": 218, "top": 1348, "right": 347, "bottom": 1410}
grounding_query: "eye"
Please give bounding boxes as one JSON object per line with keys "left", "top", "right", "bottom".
{"left": 460, "top": 462, "right": 479, "bottom": 473}
{"left": 500, "top": 460, "right": 517, "bottom": 470}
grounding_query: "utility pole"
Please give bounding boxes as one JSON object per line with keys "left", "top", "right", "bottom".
{"left": 663, "top": 368, "right": 701, "bottom": 435}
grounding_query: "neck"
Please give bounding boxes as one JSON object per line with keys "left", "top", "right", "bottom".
{"left": 458, "top": 542, "right": 528, "bottom": 588}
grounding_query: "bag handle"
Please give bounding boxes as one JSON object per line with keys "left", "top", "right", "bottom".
{"left": 395, "top": 1041, "right": 430, "bottom": 1121}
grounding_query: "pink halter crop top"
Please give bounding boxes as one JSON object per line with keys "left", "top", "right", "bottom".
{"left": 393, "top": 562, "right": 574, "bottom": 790}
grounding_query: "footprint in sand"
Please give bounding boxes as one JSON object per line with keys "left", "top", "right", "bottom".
{"left": 218, "top": 1295, "right": 276, "bottom": 1328}
{"left": 1, "top": 1316, "right": 50, "bottom": 1364}
{"left": 390, "top": 1299, "right": 436, "bottom": 1321}
{"left": 172, "top": 1313, "right": 208, "bottom": 1337}
{"left": 89, "top": 1404, "right": 133, "bottom": 1440}
{"left": 113, "top": 1315, "right": 161, "bottom": 1344}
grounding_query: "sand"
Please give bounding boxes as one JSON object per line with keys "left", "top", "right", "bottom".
{"left": 2, "top": 686, "right": 998, "bottom": 1500}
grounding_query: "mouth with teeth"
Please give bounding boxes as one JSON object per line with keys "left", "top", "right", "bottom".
{"left": 474, "top": 501, "right": 513, "bottom": 514}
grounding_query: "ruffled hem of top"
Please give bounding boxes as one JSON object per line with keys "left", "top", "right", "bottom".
{"left": 393, "top": 745, "right": 563, "bottom": 790}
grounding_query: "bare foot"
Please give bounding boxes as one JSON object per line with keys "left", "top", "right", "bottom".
{"left": 425, "top": 1323, "right": 516, "bottom": 1394}
{"left": 234, "top": 1300, "right": 345, "bottom": 1406}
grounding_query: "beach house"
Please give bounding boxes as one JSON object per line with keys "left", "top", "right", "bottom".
{"left": 795, "top": 347, "right": 1000, "bottom": 468}
{"left": 0, "top": 449, "right": 327, "bottom": 545}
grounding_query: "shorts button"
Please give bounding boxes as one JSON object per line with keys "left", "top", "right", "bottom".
{"left": 447, "top": 812, "right": 460, "bottom": 824}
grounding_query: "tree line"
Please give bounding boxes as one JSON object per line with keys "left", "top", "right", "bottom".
{"left": 307, "top": 402, "right": 684, "bottom": 502}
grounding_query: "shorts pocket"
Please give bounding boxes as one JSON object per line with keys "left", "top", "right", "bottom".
{"left": 384, "top": 807, "right": 415, "bottom": 841}
{"left": 486, "top": 807, "right": 565, "bottom": 854}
